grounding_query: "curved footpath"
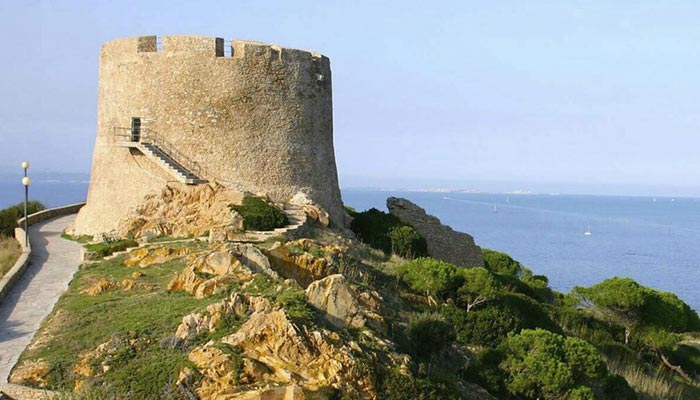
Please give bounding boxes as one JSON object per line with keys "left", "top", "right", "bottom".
{"left": 0, "top": 215, "right": 81, "bottom": 382}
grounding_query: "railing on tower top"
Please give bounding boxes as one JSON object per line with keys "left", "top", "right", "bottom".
{"left": 112, "top": 127, "right": 208, "bottom": 180}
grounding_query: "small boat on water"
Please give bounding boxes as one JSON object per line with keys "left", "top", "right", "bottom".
{"left": 584, "top": 225, "right": 592, "bottom": 236}
{"left": 493, "top": 205, "right": 498, "bottom": 213}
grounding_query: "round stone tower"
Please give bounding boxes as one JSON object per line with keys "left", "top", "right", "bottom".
{"left": 74, "top": 35, "right": 344, "bottom": 235}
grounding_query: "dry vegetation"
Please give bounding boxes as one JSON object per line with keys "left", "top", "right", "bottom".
{"left": 0, "top": 235, "right": 21, "bottom": 277}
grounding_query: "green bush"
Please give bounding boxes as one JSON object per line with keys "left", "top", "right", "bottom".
{"left": 388, "top": 225, "right": 427, "bottom": 259}
{"left": 378, "top": 368, "right": 461, "bottom": 400}
{"left": 0, "top": 201, "right": 45, "bottom": 237}
{"left": 482, "top": 248, "right": 522, "bottom": 275}
{"left": 441, "top": 304, "right": 523, "bottom": 347}
{"left": 397, "top": 257, "right": 464, "bottom": 299}
{"left": 230, "top": 196, "right": 289, "bottom": 231}
{"left": 349, "top": 208, "right": 427, "bottom": 258}
{"left": 405, "top": 312, "right": 456, "bottom": 361}
{"left": 501, "top": 328, "right": 607, "bottom": 399}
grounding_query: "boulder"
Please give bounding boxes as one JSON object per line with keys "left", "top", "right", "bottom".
{"left": 386, "top": 197, "right": 483, "bottom": 267}
{"left": 306, "top": 274, "right": 361, "bottom": 329}
{"left": 222, "top": 310, "right": 375, "bottom": 397}
{"left": 167, "top": 246, "right": 255, "bottom": 299}
{"left": 8, "top": 359, "right": 50, "bottom": 388}
{"left": 265, "top": 239, "right": 344, "bottom": 287}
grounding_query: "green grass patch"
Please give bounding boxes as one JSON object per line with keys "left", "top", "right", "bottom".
{"left": 17, "top": 254, "right": 222, "bottom": 394}
{"left": 61, "top": 233, "right": 93, "bottom": 244}
{"left": 84, "top": 239, "right": 139, "bottom": 258}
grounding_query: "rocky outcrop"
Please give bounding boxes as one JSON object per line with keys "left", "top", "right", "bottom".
{"left": 167, "top": 246, "right": 255, "bottom": 299}
{"left": 265, "top": 239, "right": 345, "bottom": 287}
{"left": 118, "top": 183, "right": 244, "bottom": 239}
{"left": 305, "top": 274, "right": 385, "bottom": 332}
{"left": 386, "top": 197, "right": 483, "bottom": 267}
{"left": 81, "top": 277, "right": 155, "bottom": 296}
{"left": 8, "top": 359, "right": 50, "bottom": 388}
{"left": 221, "top": 309, "right": 376, "bottom": 398}
{"left": 175, "top": 292, "right": 270, "bottom": 343}
{"left": 123, "top": 246, "right": 192, "bottom": 267}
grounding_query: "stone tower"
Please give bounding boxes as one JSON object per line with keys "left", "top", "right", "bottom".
{"left": 74, "top": 35, "right": 344, "bottom": 235}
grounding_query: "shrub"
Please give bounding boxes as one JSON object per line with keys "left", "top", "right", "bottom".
{"left": 441, "top": 304, "right": 523, "bottom": 347}
{"left": 349, "top": 208, "right": 427, "bottom": 258}
{"left": 379, "top": 368, "right": 461, "bottom": 400}
{"left": 387, "top": 225, "right": 427, "bottom": 259}
{"left": 397, "top": 258, "right": 464, "bottom": 299}
{"left": 482, "top": 248, "right": 522, "bottom": 275}
{"left": 456, "top": 267, "right": 500, "bottom": 311}
{"left": 0, "top": 201, "right": 45, "bottom": 237}
{"left": 405, "top": 313, "right": 456, "bottom": 362}
{"left": 230, "top": 196, "right": 288, "bottom": 231}
{"left": 501, "top": 329, "right": 607, "bottom": 399}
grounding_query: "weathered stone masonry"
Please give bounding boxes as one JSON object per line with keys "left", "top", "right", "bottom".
{"left": 74, "top": 35, "right": 344, "bottom": 235}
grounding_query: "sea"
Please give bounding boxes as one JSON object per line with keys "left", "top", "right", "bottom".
{"left": 342, "top": 189, "right": 700, "bottom": 313}
{"left": 1, "top": 177, "right": 698, "bottom": 312}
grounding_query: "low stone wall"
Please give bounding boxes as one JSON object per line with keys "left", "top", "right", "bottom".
{"left": 0, "top": 203, "right": 86, "bottom": 302}
{"left": 0, "top": 383, "right": 57, "bottom": 400}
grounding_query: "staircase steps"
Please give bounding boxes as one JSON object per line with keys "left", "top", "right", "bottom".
{"left": 138, "top": 142, "right": 207, "bottom": 185}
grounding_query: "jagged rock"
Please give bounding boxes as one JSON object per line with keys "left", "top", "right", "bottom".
{"left": 8, "top": 359, "right": 50, "bottom": 388}
{"left": 306, "top": 274, "right": 361, "bottom": 328}
{"left": 265, "top": 239, "right": 345, "bottom": 287}
{"left": 189, "top": 342, "right": 240, "bottom": 399}
{"left": 387, "top": 197, "right": 484, "bottom": 267}
{"left": 175, "top": 293, "right": 270, "bottom": 343}
{"left": 167, "top": 246, "right": 255, "bottom": 299}
{"left": 222, "top": 309, "right": 375, "bottom": 397}
{"left": 124, "top": 246, "right": 192, "bottom": 267}
{"left": 229, "top": 243, "right": 279, "bottom": 279}
{"left": 118, "top": 183, "right": 244, "bottom": 239}
{"left": 176, "top": 313, "right": 211, "bottom": 342}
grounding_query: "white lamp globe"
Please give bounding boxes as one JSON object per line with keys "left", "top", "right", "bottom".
{"left": 21, "top": 161, "right": 29, "bottom": 170}
{"left": 22, "top": 177, "right": 31, "bottom": 186}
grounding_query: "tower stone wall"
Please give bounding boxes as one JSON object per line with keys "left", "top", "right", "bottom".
{"left": 74, "top": 35, "right": 344, "bottom": 235}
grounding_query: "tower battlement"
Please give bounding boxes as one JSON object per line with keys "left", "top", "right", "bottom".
{"left": 74, "top": 35, "right": 343, "bottom": 235}
{"left": 102, "top": 35, "right": 329, "bottom": 66}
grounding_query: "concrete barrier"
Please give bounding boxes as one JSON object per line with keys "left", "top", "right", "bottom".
{"left": 0, "top": 202, "right": 86, "bottom": 302}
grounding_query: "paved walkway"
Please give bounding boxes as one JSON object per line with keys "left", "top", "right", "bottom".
{"left": 0, "top": 215, "right": 81, "bottom": 382}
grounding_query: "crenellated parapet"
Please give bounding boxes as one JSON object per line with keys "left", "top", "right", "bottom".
{"left": 75, "top": 35, "right": 343, "bottom": 235}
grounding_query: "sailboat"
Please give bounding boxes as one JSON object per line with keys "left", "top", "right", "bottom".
{"left": 584, "top": 225, "right": 592, "bottom": 236}
{"left": 492, "top": 205, "right": 498, "bottom": 213}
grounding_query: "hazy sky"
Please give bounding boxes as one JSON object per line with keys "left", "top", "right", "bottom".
{"left": 1, "top": 1, "right": 699, "bottom": 194}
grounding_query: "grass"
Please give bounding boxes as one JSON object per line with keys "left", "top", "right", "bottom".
{"left": 0, "top": 235, "right": 21, "bottom": 277}
{"left": 84, "top": 239, "right": 139, "bottom": 258}
{"left": 16, "top": 249, "right": 228, "bottom": 397}
{"left": 61, "top": 233, "right": 93, "bottom": 244}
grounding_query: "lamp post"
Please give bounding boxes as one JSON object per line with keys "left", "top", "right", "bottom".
{"left": 21, "top": 161, "right": 31, "bottom": 246}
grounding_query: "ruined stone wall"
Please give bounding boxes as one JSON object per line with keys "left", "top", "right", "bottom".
{"left": 74, "top": 35, "right": 343, "bottom": 235}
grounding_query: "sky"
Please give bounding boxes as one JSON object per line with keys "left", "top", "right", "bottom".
{"left": 1, "top": 1, "right": 699, "bottom": 195}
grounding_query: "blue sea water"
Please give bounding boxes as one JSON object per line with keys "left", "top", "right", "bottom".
{"left": 1, "top": 178, "right": 698, "bottom": 312}
{"left": 342, "top": 189, "right": 700, "bottom": 312}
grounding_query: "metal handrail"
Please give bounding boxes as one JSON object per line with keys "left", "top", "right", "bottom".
{"left": 112, "top": 127, "right": 208, "bottom": 180}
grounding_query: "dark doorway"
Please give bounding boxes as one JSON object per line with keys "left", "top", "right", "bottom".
{"left": 131, "top": 117, "right": 141, "bottom": 142}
